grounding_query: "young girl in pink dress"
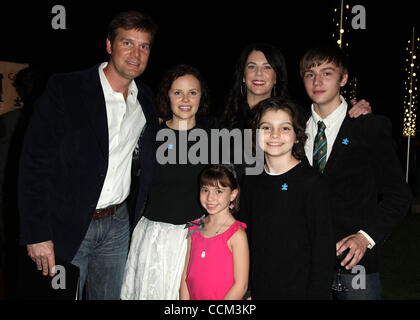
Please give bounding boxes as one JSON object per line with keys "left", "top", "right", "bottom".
{"left": 180, "top": 164, "right": 249, "bottom": 300}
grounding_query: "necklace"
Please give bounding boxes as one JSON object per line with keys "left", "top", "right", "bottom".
{"left": 201, "top": 215, "right": 231, "bottom": 258}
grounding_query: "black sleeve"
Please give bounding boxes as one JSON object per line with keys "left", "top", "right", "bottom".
{"left": 238, "top": 176, "right": 252, "bottom": 242}
{"left": 238, "top": 176, "right": 253, "bottom": 296}
{"left": 18, "top": 75, "right": 65, "bottom": 244}
{"left": 363, "top": 115, "right": 412, "bottom": 245}
{"left": 306, "top": 176, "right": 335, "bottom": 300}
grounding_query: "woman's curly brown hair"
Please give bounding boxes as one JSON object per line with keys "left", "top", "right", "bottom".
{"left": 155, "top": 64, "right": 210, "bottom": 119}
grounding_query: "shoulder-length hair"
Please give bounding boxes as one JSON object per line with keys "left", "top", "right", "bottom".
{"left": 249, "top": 97, "right": 307, "bottom": 160}
{"left": 220, "top": 43, "right": 290, "bottom": 129}
{"left": 155, "top": 64, "right": 211, "bottom": 119}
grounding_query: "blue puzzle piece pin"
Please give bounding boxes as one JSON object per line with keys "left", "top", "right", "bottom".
{"left": 281, "top": 183, "right": 288, "bottom": 191}
{"left": 342, "top": 138, "right": 349, "bottom": 145}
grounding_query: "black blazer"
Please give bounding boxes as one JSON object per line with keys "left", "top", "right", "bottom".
{"left": 18, "top": 64, "right": 158, "bottom": 262}
{"left": 321, "top": 114, "right": 412, "bottom": 273}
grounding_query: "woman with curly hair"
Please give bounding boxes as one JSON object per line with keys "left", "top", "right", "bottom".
{"left": 121, "top": 64, "right": 214, "bottom": 300}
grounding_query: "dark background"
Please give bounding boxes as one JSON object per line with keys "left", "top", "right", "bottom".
{"left": 1, "top": 0, "right": 420, "bottom": 301}
{"left": 0, "top": 0, "right": 418, "bottom": 133}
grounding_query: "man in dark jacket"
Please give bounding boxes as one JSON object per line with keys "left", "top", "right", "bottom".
{"left": 18, "top": 11, "right": 159, "bottom": 299}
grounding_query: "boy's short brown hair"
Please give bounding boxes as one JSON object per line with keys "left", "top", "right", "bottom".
{"left": 299, "top": 43, "right": 348, "bottom": 80}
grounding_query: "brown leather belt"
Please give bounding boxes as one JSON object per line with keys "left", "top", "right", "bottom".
{"left": 93, "top": 202, "right": 125, "bottom": 220}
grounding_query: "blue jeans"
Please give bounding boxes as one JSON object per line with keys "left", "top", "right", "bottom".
{"left": 332, "top": 271, "right": 381, "bottom": 300}
{"left": 71, "top": 203, "right": 130, "bottom": 300}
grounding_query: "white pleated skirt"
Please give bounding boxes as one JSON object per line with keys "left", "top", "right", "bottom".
{"left": 120, "top": 216, "right": 189, "bottom": 300}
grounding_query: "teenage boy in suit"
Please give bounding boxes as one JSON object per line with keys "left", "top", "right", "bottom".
{"left": 300, "top": 44, "right": 412, "bottom": 299}
{"left": 18, "top": 11, "right": 159, "bottom": 299}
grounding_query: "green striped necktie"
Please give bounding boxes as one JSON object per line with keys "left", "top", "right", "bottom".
{"left": 313, "top": 121, "right": 327, "bottom": 173}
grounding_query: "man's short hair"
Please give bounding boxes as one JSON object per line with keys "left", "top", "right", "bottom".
{"left": 107, "top": 10, "right": 158, "bottom": 45}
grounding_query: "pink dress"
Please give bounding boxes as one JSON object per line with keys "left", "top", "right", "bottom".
{"left": 186, "top": 220, "right": 247, "bottom": 300}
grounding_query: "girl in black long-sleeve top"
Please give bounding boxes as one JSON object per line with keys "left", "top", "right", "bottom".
{"left": 240, "top": 97, "right": 335, "bottom": 300}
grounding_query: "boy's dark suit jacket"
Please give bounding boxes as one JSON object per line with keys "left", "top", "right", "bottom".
{"left": 321, "top": 113, "right": 412, "bottom": 273}
{"left": 18, "top": 64, "right": 158, "bottom": 262}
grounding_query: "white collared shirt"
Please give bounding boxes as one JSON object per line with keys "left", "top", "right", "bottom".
{"left": 96, "top": 62, "right": 146, "bottom": 209}
{"left": 304, "top": 95, "right": 348, "bottom": 166}
{"left": 304, "top": 95, "right": 375, "bottom": 249}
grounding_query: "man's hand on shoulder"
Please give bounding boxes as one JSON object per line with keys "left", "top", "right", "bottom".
{"left": 348, "top": 99, "right": 372, "bottom": 118}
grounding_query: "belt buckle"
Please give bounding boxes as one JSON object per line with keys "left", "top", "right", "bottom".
{"left": 93, "top": 207, "right": 111, "bottom": 220}
{"left": 93, "top": 202, "right": 123, "bottom": 220}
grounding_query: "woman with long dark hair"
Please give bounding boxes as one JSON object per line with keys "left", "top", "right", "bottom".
{"left": 220, "top": 43, "right": 289, "bottom": 130}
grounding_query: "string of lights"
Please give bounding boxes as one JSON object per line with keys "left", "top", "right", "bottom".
{"left": 402, "top": 27, "right": 419, "bottom": 138}
{"left": 332, "top": 0, "right": 350, "bottom": 49}
{"left": 331, "top": 0, "right": 357, "bottom": 101}
{"left": 403, "top": 27, "right": 418, "bottom": 183}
